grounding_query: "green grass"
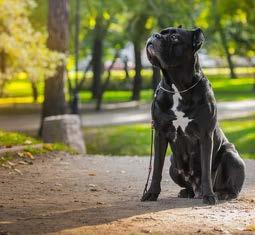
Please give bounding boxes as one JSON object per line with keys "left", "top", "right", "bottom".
{"left": 0, "top": 130, "right": 39, "bottom": 147}
{"left": 0, "top": 130, "right": 76, "bottom": 154}
{"left": 84, "top": 116, "right": 255, "bottom": 159}
{"left": 1, "top": 71, "right": 255, "bottom": 105}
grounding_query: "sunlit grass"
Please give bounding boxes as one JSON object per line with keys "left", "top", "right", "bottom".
{"left": 0, "top": 130, "right": 39, "bottom": 147}
{"left": 84, "top": 116, "right": 255, "bottom": 159}
{"left": 0, "top": 70, "right": 255, "bottom": 105}
{"left": 0, "top": 130, "right": 77, "bottom": 159}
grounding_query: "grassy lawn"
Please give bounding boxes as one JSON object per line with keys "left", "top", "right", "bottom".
{"left": 84, "top": 116, "right": 255, "bottom": 159}
{"left": 0, "top": 130, "right": 39, "bottom": 147}
{"left": 0, "top": 71, "right": 255, "bottom": 105}
{"left": 0, "top": 130, "right": 75, "bottom": 156}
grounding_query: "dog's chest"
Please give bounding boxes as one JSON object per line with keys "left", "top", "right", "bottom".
{"left": 170, "top": 84, "right": 193, "bottom": 134}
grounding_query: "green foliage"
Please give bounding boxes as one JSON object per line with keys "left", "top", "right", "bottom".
{"left": 0, "top": 129, "right": 77, "bottom": 157}
{"left": 0, "top": 0, "right": 63, "bottom": 94}
{"left": 0, "top": 130, "right": 39, "bottom": 147}
{"left": 84, "top": 116, "right": 255, "bottom": 158}
{"left": 1, "top": 73, "right": 254, "bottom": 104}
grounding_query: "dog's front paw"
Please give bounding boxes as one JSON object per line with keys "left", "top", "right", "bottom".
{"left": 141, "top": 191, "right": 159, "bottom": 201}
{"left": 203, "top": 194, "right": 218, "bottom": 205}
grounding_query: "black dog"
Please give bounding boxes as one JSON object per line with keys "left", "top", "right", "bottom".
{"left": 141, "top": 26, "right": 245, "bottom": 205}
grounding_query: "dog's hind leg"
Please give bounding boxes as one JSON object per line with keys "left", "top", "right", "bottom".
{"left": 213, "top": 148, "right": 245, "bottom": 200}
{"left": 169, "top": 156, "right": 195, "bottom": 198}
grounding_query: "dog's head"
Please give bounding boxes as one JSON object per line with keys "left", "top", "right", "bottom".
{"left": 146, "top": 26, "right": 204, "bottom": 69}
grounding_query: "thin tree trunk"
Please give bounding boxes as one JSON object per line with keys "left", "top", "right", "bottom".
{"left": 96, "top": 51, "right": 119, "bottom": 111}
{"left": 132, "top": 41, "right": 142, "bottom": 101}
{"left": 0, "top": 51, "right": 6, "bottom": 97}
{"left": 31, "top": 80, "right": 38, "bottom": 102}
{"left": 123, "top": 56, "right": 130, "bottom": 81}
{"left": 253, "top": 71, "right": 255, "bottom": 93}
{"left": 74, "top": 0, "right": 80, "bottom": 89}
{"left": 69, "top": 0, "right": 81, "bottom": 115}
{"left": 212, "top": 0, "right": 236, "bottom": 79}
{"left": 152, "top": 66, "right": 161, "bottom": 92}
{"left": 91, "top": 17, "right": 104, "bottom": 99}
{"left": 40, "top": 0, "right": 68, "bottom": 135}
{"left": 218, "top": 27, "right": 237, "bottom": 79}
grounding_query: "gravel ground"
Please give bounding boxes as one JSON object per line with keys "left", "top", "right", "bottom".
{"left": 0, "top": 154, "right": 255, "bottom": 235}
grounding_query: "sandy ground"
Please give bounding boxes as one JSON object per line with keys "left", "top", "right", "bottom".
{"left": 0, "top": 154, "right": 255, "bottom": 235}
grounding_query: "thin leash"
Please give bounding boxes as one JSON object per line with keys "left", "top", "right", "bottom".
{"left": 141, "top": 75, "right": 202, "bottom": 198}
{"left": 142, "top": 121, "right": 154, "bottom": 196}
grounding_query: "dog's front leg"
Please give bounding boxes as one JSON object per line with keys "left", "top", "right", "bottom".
{"left": 200, "top": 132, "right": 217, "bottom": 205}
{"left": 141, "top": 130, "right": 168, "bottom": 201}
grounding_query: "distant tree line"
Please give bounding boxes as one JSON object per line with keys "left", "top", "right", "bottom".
{"left": 1, "top": 0, "right": 255, "bottom": 123}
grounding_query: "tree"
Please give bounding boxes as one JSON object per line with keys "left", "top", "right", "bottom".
{"left": 0, "top": 0, "right": 62, "bottom": 97}
{"left": 40, "top": 0, "right": 69, "bottom": 134}
{"left": 126, "top": 3, "right": 154, "bottom": 101}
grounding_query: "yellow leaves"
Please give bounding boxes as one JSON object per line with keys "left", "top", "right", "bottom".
{"left": 229, "top": 47, "right": 235, "bottom": 54}
{"left": 17, "top": 151, "right": 35, "bottom": 160}
{"left": 0, "top": 0, "right": 63, "bottom": 83}
{"left": 43, "top": 143, "right": 53, "bottom": 151}
{"left": 145, "top": 17, "right": 155, "bottom": 30}
{"left": 196, "top": 8, "right": 210, "bottom": 29}
{"left": 88, "top": 17, "right": 96, "bottom": 29}
{"left": 235, "top": 9, "right": 247, "bottom": 24}
{"left": 103, "top": 11, "right": 110, "bottom": 20}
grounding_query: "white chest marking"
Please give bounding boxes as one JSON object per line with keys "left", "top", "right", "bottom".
{"left": 171, "top": 84, "right": 193, "bottom": 132}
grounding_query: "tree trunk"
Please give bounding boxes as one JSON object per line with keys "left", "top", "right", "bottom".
{"left": 70, "top": 88, "right": 79, "bottom": 114}
{"left": 152, "top": 66, "right": 161, "bottom": 92}
{"left": 31, "top": 80, "right": 38, "bottom": 102}
{"left": 96, "top": 51, "right": 119, "bottom": 111}
{"left": 0, "top": 51, "right": 6, "bottom": 97}
{"left": 253, "top": 73, "right": 255, "bottom": 93}
{"left": 91, "top": 17, "right": 104, "bottom": 99}
{"left": 212, "top": 0, "right": 236, "bottom": 79}
{"left": 219, "top": 27, "right": 237, "bottom": 79}
{"left": 40, "top": 0, "right": 68, "bottom": 135}
{"left": 132, "top": 41, "right": 142, "bottom": 101}
{"left": 70, "top": 0, "right": 81, "bottom": 115}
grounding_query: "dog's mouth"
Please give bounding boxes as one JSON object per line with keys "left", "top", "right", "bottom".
{"left": 147, "top": 43, "right": 155, "bottom": 55}
{"left": 146, "top": 42, "right": 156, "bottom": 58}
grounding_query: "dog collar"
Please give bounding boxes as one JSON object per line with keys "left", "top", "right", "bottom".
{"left": 158, "top": 76, "right": 202, "bottom": 94}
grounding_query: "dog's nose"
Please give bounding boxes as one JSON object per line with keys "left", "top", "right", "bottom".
{"left": 152, "top": 33, "right": 161, "bottom": 39}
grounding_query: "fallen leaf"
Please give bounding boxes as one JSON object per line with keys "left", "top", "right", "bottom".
{"left": 43, "top": 144, "right": 53, "bottom": 151}
{"left": 96, "top": 201, "right": 104, "bottom": 205}
{"left": 24, "top": 140, "right": 32, "bottom": 145}
{"left": 18, "top": 160, "right": 28, "bottom": 165}
{"left": 90, "top": 188, "right": 98, "bottom": 192}
{"left": 14, "top": 168, "right": 23, "bottom": 175}
{"left": 213, "top": 227, "right": 223, "bottom": 232}
{"left": 141, "top": 229, "right": 151, "bottom": 234}
{"left": 17, "top": 152, "right": 24, "bottom": 158}
{"left": 24, "top": 152, "right": 35, "bottom": 160}
{"left": 7, "top": 161, "right": 15, "bottom": 167}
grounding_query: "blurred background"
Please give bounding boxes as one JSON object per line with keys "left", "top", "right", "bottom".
{"left": 0, "top": 0, "right": 254, "bottom": 159}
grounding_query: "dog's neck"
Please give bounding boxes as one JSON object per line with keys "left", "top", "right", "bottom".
{"left": 161, "top": 54, "right": 202, "bottom": 92}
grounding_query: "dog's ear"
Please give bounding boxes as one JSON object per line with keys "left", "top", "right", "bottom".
{"left": 192, "top": 28, "right": 204, "bottom": 52}
{"left": 178, "top": 25, "right": 182, "bottom": 28}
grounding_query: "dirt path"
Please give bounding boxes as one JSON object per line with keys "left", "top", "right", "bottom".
{"left": 0, "top": 154, "right": 255, "bottom": 235}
